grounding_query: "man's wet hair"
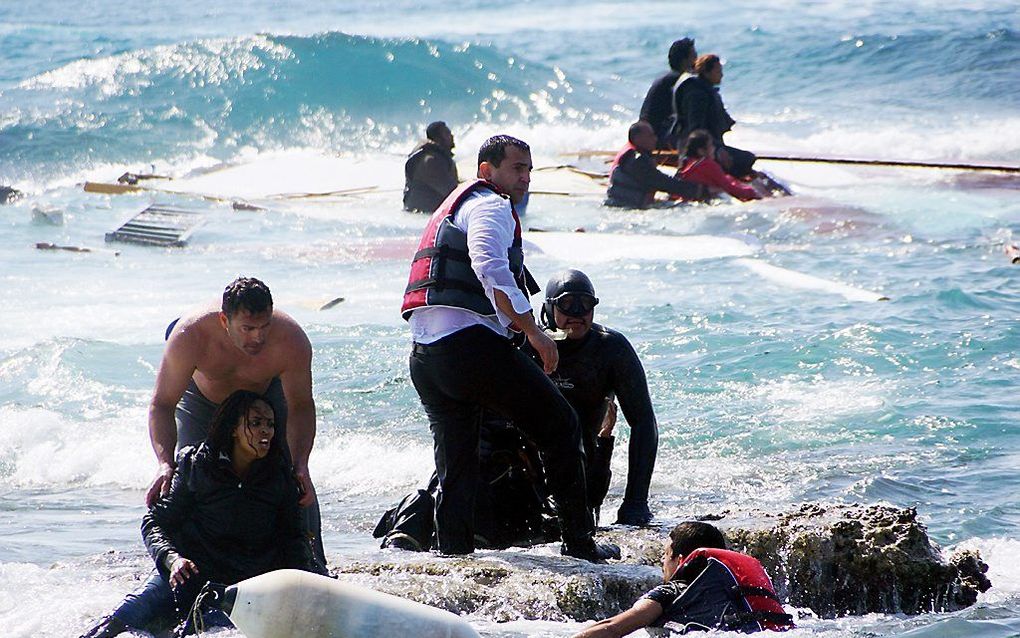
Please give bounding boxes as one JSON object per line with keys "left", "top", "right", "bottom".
{"left": 478, "top": 135, "right": 530, "bottom": 168}
{"left": 694, "top": 53, "right": 721, "bottom": 76}
{"left": 629, "top": 120, "right": 654, "bottom": 144}
{"left": 222, "top": 277, "right": 273, "bottom": 317}
{"left": 683, "top": 129, "right": 714, "bottom": 157}
{"left": 668, "top": 521, "right": 727, "bottom": 558}
{"left": 206, "top": 390, "right": 280, "bottom": 460}
{"left": 426, "top": 121, "right": 448, "bottom": 141}
{"left": 668, "top": 37, "right": 696, "bottom": 72}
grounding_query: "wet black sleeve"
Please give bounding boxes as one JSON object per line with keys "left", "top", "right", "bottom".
{"left": 142, "top": 453, "right": 196, "bottom": 573}
{"left": 642, "top": 580, "right": 685, "bottom": 607}
{"left": 274, "top": 468, "right": 326, "bottom": 575}
{"left": 608, "top": 333, "right": 658, "bottom": 506}
{"left": 682, "top": 85, "right": 713, "bottom": 139}
{"left": 629, "top": 154, "right": 695, "bottom": 198}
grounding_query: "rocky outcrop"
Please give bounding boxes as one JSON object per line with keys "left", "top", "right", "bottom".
{"left": 329, "top": 503, "right": 990, "bottom": 623}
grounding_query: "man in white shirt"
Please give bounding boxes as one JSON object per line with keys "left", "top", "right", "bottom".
{"left": 400, "top": 135, "right": 617, "bottom": 562}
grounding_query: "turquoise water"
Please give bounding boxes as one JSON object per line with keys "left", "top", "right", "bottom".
{"left": 1, "top": 2, "right": 1019, "bottom": 636}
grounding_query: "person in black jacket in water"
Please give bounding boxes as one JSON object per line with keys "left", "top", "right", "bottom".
{"left": 671, "top": 53, "right": 757, "bottom": 178}
{"left": 605, "top": 121, "right": 702, "bottom": 208}
{"left": 79, "top": 390, "right": 326, "bottom": 638}
{"left": 403, "top": 121, "right": 459, "bottom": 213}
{"left": 638, "top": 37, "right": 697, "bottom": 148}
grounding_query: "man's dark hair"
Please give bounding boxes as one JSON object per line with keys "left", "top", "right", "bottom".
{"left": 682, "top": 129, "right": 713, "bottom": 158}
{"left": 206, "top": 390, "right": 281, "bottom": 461}
{"left": 628, "top": 120, "right": 654, "bottom": 145}
{"left": 477, "top": 135, "right": 530, "bottom": 168}
{"left": 694, "top": 53, "right": 720, "bottom": 76}
{"left": 425, "top": 121, "right": 448, "bottom": 141}
{"left": 668, "top": 37, "right": 696, "bottom": 72}
{"left": 222, "top": 277, "right": 273, "bottom": 317}
{"left": 669, "top": 521, "right": 727, "bottom": 558}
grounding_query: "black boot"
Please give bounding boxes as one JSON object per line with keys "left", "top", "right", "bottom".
{"left": 79, "top": 615, "right": 128, "bottom": 638}
{"left": 561, "top": 537, "right": 621, "bottom": 563}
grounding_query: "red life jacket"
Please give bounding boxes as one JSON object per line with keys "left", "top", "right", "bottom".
{"left": 401, "top": 179, "right": 533, "bottom": 321}
{"left": 664, "top": 548, "right": 794, "bottom": 632}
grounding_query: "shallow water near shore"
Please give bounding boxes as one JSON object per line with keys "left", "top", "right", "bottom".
{"left": 2, "top": 1, "right": 1019, "bottom": 636}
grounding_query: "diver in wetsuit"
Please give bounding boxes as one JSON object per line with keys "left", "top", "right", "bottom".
{"left": 538, "top": 269, "right": 658, "bottom": 526}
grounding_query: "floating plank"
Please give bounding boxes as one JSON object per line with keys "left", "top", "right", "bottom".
{"left": 736, "top": 258, "right": 889, "bottom": 302}
{"left": 105, "top": 205, "right": 204, "bottom": 247}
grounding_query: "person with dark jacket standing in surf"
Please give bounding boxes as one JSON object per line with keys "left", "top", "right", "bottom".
{"left": 401, "top": 134, "right": 618, "bottom": 562}
{"left": 403, "top": 120, "right": 459, "bottom": 213}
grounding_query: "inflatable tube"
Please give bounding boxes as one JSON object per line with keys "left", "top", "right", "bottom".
{"left": 220, "top": 569, "right": 481, "bottom": 638}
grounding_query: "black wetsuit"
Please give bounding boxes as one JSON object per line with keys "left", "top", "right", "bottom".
{"left": 672, "top": 75, "right": 756, "bottom": 178}
{"left": 403, "top": 141, "right": 458, "bottom": 213}
{"left": 640, "top": 71, "right": 682, "bottom": 148}
{"left": 606, "top": 147, "right": 702, "bottom": 208}
{"left": 543, "top": 324, "right": 657, "bottom": 524}
{"left": 375, "top": 323, "right": 658, "bottom": 548}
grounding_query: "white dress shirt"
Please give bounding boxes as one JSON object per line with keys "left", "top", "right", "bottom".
{"left": 409, "top": 189, "right": 533, "bottom": 344}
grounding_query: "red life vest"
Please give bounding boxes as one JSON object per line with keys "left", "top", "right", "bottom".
{"left": 665, "top": 548, "right": 794, "bottom": 632}
{"left": 401, "top": 179, "right": 532, "bottom": 321}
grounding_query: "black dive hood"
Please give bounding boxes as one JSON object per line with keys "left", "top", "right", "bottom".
{"left": 541, "top": 269, "right": 598, "bottom": 329}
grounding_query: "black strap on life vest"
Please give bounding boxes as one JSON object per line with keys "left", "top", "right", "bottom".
{"left": 728, "top": 610, "right": 795, "bottom": 626}
{"left": 733, "top": 585, "right": 783, "bottom": 603}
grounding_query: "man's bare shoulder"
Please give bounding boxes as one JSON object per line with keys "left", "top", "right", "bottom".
{"left": 166, "top": 306, "right": 222, "bottom": 348}
{"left": 271, "top": 310, "right": 312, "bottom": 349}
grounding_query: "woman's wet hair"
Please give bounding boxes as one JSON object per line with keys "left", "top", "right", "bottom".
{"left": 669, "top": 521, "right": 727, "bottom": 558}
{"left": 683, "top": 130, "right": 714, "bottom": 158}
{"left": 207, "top": 389, "right": 279, "bottom": 459}
{"left": 693, "top": 53, "right": 720, "bottom": 77}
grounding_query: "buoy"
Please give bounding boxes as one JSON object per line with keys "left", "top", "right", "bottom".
{"left": 218, "top": 569, "right": 481, "bottom": 638}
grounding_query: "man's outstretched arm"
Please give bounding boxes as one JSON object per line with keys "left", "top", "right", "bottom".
{"left": 145, "top": 330, "right": 197, "bottom": 506}
{"left": 280, "top": 328, "right": 317, "bottom": 507}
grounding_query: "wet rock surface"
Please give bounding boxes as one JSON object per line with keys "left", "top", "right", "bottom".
{"left": 329, "top": 503, "right": 990, "bottom": 622}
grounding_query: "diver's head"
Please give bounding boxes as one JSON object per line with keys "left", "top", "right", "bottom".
{"left": 541, "top": 269, "right": 599, "bottom": 340}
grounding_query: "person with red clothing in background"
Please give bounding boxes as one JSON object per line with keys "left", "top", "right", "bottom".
{"left": 678, "top": 129, "right": 766, "bottom": 202}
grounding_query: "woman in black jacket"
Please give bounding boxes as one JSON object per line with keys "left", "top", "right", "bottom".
{"left": 80, "top": 390, "right": 325, "bottom": 638}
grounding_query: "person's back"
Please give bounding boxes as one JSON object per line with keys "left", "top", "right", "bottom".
{"left": 403, "top": 121, "right": 458, "bottom": 213}
{"left": 639, "top": 38, "right": 696, "bottom": 148}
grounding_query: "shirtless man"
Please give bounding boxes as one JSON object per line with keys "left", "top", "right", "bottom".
{"left": 144, "top": 276, "right": 324, "bottom": 563}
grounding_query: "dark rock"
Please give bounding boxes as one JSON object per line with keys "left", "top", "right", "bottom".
{"left": 329, "top": 503, "right": 990, "bottom": 623}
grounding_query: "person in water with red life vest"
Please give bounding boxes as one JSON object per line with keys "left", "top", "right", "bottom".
{"left": 401, "top": 134, "right": 618, "bottom": 562}
{"left": 572, "top": 521, "right": 794, "bottom": 637}
{"left": 678, "top": 129, "right": 766, "bottom": 202}
{"left": 403, "top": 120, "right": 459, "bottom": 213}
{"left": 606, "top": 121, "right": 704, "bottom": 208}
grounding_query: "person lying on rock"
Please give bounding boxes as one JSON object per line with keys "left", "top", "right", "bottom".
{"left": 572, "top": 521, "right": 794, "bottom": 637}
{"left": 79, "top": 390, "right": 326, "bottom": 638}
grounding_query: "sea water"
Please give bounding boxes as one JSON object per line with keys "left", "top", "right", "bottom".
{"left": 1, "top": 1, "right": 1019, "bottom": 636}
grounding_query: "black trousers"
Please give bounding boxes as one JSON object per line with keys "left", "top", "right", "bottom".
{"left": 409, "top": 325, "right": 593, "bottom": 554}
